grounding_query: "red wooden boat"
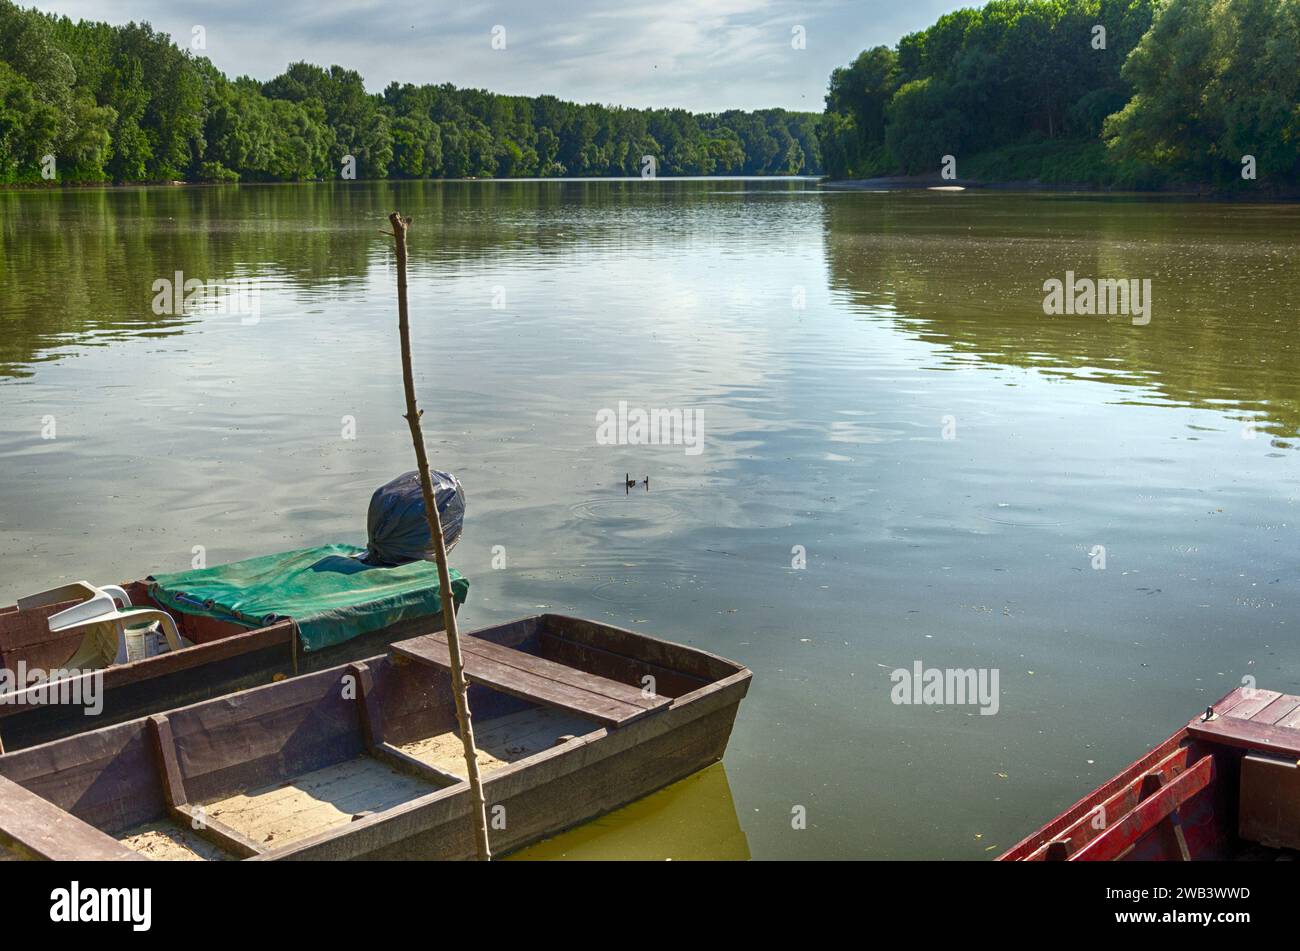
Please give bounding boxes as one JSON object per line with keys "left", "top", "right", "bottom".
{"left": 1001, "top": 686, "right": 1300, "bottom": 861}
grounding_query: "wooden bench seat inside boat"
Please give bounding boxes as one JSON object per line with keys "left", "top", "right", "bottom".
{"left": 390, "top": 631, "right": 671, "bottom": 728}
{"left": 1187, "top": 689, "right": 1300, "bottom": 852}
{"left": 1186, "top": 689, "right": 1300, "bottom": 756}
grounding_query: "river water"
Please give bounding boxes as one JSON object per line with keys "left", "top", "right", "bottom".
{"left": 1, "top": 179, "right": 1297, "bottom": 858}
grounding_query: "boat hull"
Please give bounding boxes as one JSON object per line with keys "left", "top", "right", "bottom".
{"left": 279, "top": 667, "right": 747, "bottom": 860}
{"left": 0, "top": 615, "right": 752, "bottom": 861}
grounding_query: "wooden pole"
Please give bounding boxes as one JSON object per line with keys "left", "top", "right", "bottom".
{"left": 388, "top": 212, "right": 492, "bottom": 861}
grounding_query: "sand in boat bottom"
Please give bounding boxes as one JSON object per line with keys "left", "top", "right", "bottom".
{"left": 2, "top": 827, "right": 220, "bottom": 862}
{"left": 117, "top": 820, "right": 232, "bottom": 861}
{"left": 201, "top": 756, "right": 436, "bottom": 852}
{"left": 398, "top": 706, "right": 597, "bottom": 777}
{"left": 112, "top": 707, "right": 599, "bottom": 858}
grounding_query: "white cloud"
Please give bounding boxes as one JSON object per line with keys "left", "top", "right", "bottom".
{"left": 30, "top": 0, "right": 962, "bottom": 111}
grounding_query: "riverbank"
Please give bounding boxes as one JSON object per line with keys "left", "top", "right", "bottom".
{"left": 6, "top": 171, "right": 1292, "bottom": 200}
{"left": 0, "top": 174, "right": 818, "bottom": 192}
{"left": 818, "top": 175, "right": 1300, "bottom": 200}
{"left": 819, "top": 175, "right": 1154, "bottom": 193}
{"left": 0, "top": 179, "right": 193, "bottom": 191}
{"left": 818, "top": 138, "right": 1300, "bottom": 199}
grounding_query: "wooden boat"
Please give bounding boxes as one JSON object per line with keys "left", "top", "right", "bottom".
{"left": 1001, "top": 685, "right": 1300, "bottom": 861}
{"left": 0, "top": 545, "right": 467, "bottom": 752}
{"left": 0, "top": 614, "right": 751, "bottom": 861}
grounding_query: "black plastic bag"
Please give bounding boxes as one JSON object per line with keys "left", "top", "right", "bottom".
{"left": 361, "top": 470, "right": 465, "bottom": 566}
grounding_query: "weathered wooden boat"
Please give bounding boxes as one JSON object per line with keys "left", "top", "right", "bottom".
{"left": 1001, "top": 685, "right": 1300, "bottom": 861}
{"left": 0, "top": 614, "right": 751, "bottom": 861}
{"left": 0, "top": 545, "right": 467, "bottom": 752}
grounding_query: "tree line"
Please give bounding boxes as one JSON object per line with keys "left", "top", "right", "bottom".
{"left": 0, "top": 1, "right": 822, "bottom": 184}
{"left": 821, "top": 0, "right": 1300, "bottom": 188}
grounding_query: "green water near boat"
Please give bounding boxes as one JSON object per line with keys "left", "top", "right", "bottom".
{"left": 507, "top": 762, "right": 750, "bottom": 861}
{"left": 1, "top": 179, "right": 1298, "bottom": 859}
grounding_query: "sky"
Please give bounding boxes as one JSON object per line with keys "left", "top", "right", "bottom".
{"left": 29, "top": 0, "right": 964, "bottom": 112}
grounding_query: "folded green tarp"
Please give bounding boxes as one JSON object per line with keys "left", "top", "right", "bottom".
{"left": 149, "top": 544, "right": 469, "bottom": 653}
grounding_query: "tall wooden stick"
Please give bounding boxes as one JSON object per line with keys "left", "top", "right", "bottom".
{"left": 388, "top": 211, "right": 491, "bottom": 861}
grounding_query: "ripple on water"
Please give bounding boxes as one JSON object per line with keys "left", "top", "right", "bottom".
{"left": 975, "top": 503, "right": 1063, "bottom": 528}
{"left": 568, "top": 496, "right": 686, "bottom": 539}
{"left": 588, "top": 565, "right": 701, "bottom": 605}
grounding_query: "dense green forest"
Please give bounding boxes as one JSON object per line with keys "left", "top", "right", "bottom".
{"left": 822, "top": 0, "right": 1300, "bottom": 188}
{"left": 6, "top": 0, "right": 1297, "bottom": 189}
{"left": 0, "top": 0, "right": 821, "bottom": 184}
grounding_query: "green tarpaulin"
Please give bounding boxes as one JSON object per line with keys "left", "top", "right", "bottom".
{"left": 149, "top": 544, "right": 469, "bottom": 652}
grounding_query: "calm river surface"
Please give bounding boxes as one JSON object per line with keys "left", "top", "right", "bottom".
{"left": 1, "top": 179, "right": 1298, "bottom": 859}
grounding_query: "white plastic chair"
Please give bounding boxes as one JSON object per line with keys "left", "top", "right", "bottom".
{"left": 18, "top": 581, "right": 184, "bottom": 664}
